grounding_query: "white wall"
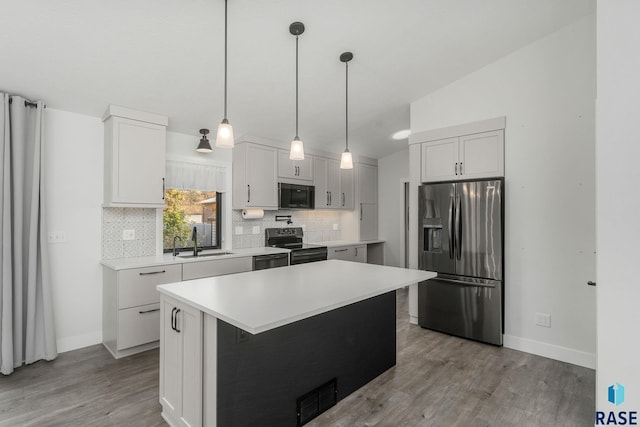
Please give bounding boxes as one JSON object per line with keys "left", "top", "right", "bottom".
{"left": 596, "top": 0, "right": 640, "bottom": 411}
{"left": 409, "top": 15, "right": 596, "bottom": 368}
{"left": 378, "top": 148, "right": 409, "bottom": 268}
{"left": 44, "top": 108, "right": 103, "bottom": 352}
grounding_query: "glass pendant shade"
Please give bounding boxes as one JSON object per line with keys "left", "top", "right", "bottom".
{"left": 289, "top": 136, "right": 305, "bottom": 160}
{"left": 340, "top": 149, "right": 353, "bottom": 169}
{"left": 216, "top": 119, "right": 234, "bottom": 148}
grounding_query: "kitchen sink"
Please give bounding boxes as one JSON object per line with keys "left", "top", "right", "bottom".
{"left": 179, "top": 251, "right": 234, "bottom": 259}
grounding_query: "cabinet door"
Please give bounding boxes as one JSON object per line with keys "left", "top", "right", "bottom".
{"left": 160, "top": 298, "right": 183, "bottom": 421}
{"left": 247, "top": 144, "right": 278, "bottom": 208}
{"left": 353, "top": 245, "right": 366, "bottom": 263}
{"left": 108, "top": 117, "right": 166, "bottom": 206}
{"left": 360, "top": 203, "right": 378, "bottom": 241}
{"left": 339, "top": 168, "right": 354, "bottom": 209}
{"left": 359, "top": 164, "right": 378, "bottom": 204}
{"left": 277, "top": 150, "right": 313, "bottom": 181}
{"left": 313, "top": 157, "right": 329, "bottom": 208}
{"left": 159, "top": 297, "right": 203, "bottom": 427}
{"left": 459, "top": 130, "right": 504, "bottom": 179}
{"left": 421, "top": 137, "right": 459, "bottom": 183}
{"left": 326, "top": 159, "right": 341, "bottom": 208}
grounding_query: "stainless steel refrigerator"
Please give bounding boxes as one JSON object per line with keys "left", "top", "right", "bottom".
{"left": 418, "top": 179, "right": 503, "bottom": 345}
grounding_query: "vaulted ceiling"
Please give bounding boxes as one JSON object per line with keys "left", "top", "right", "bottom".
{"left": 1, "top": 0, "right": 594, "bottom": 159}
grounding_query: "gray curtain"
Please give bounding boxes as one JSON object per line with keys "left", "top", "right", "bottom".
{"left": 0, "top": 93, "right": 57, "bottom": 375}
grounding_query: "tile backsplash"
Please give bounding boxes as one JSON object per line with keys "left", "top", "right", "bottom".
{"left": 102, "top": 208, "right": 343, "bottom": 258}
{"left": 232, "top": 209, "right": 342, "bottom": 249}
{"left": 102, "top": 208, "right": 157, "bottom": 259}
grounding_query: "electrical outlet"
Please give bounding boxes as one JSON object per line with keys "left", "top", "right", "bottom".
{"left": 332, "top": 223, "right": 339, "bottom": 231}
{"left": 122, "top": 229, "right": 135, "bottom": 240}
{"left": 47, "top": 231, "right": 67, "bottom": 243}
{"left": 252, "top": 226, "right": 260, "bottom": 235}
{"left": 535, "top": 312, "right": 551, "bottom": 328}
{"left": 235, "top": 226, "right": 243, "bottom": 235}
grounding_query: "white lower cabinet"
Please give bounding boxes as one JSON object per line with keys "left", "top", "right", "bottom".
{"left": 327, "top": 244, "right": 366, "bottom": 263}
{"left": 103, "top": 264, "right": 182, "bottom": 358}
{"left": 160, "top": 295, "right": 203, "bottom": 427}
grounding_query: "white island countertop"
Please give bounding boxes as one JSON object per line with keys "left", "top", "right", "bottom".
{"left": 157, "top": 260, "right": 436, "bottom": 334}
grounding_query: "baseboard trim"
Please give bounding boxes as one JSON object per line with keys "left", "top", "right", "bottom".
{"left": 57, "top": 331, "right": 102, "bottom": 353}
{"left": 503, "top": 334, "right": 596, "bottom": 369}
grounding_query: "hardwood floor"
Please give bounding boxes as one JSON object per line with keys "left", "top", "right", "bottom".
{"left": 0, "top": 288, "right": 594, "bottom": 426}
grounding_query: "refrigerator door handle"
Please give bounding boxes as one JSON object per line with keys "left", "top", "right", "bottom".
{"left": 455, "top": 194, "right": 462, "bottom": 260}
{"left": 448, "top": 196, "right": 455, "bottom": 259}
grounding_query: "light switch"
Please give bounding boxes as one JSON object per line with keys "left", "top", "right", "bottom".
{"left": 252, "top": 226, "right": 260, "bottom": 235}
{"left": 47, "top": 231, "right": 67, "bottom": 243}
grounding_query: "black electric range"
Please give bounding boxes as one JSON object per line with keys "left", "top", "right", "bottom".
{"left": 265, "top": 227, "right": 328, "bottom": 265}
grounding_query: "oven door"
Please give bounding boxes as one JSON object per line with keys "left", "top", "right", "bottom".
{"left": 278, "top": 183, "right": 315, "bottom": 209}
{"left": 290, "top": 248, "right": 327, "bottom": 265}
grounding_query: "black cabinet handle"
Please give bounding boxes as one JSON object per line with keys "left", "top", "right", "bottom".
{"left": 334, "top": 248, "right": 348, "bottom": 253}
{"left": 170, "top": 307, "right": 176, "bottom": 331}
{"left": 174, "top": 309, "right": 181, "bottom": 333}
{"left": 247, "top": 185, "right": 251, "bottom": 203}
{"left": 460, "top": 162, "right": 463, "bottom": 175}
{"left": 587, "top": 281, "right": 596, "bottom": 286}
{"left": 139, "top": 270, "right": 166, "bottom": 276}
{"left": 139, "top": 308, "right": 160, "bottom": 314}
{"left": 162, "top": 177, "right": 165, "bottom": 200}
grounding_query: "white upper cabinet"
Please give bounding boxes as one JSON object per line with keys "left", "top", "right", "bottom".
{"left": 103, "top": 105, "right": 168, "bottom": 207}
{"left": 421, "top": 130, "right": 504, "bottom": 182}
{"left": 314, "top": 157, "right": 341, "bottom": 209}
{"left": 339, "top": 168, "right": 354, "bottom": 209}
{"left": 232, "top": 142, "right": 278, "bottom": 210}
{"left": 458, "top": 130, "right": 505, "bottom": 179}
{"left": 359, "top": 163, "right": 378, "bottom": 205}
{"left": 277, "top": 149, "right": 313, "bottom": 182}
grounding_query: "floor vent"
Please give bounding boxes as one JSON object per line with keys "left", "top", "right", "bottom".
{"left": 296, "top": 378, "right": 337, "bottom": 426}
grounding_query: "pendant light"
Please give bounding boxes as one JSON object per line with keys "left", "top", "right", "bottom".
{"left": 340, "top": 52, "right": 354, "bottom": 169}
{"left": 289, "top": 22, "right": 305, "bottom": 160}
{"left": 196, "top": 128, "right": 212, "bottom": 153}
{"left": 215, "top": 0, "right": 234, "bottom": 148}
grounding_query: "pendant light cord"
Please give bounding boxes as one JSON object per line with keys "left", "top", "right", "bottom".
{"left": 295, "top": 34, "right": 299, "bottom": 139}
{"left": 223, "top": 0, "right": 228, "bottom": 120}
{"left": 345, "top": 60, "right": 349, "bottom": 151}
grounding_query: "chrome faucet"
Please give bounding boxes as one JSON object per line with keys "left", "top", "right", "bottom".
{"left": 191, "top": 226, "right": 198, "bottom": 257}
{"left": 172, "top": 235, "right": 183, "bottom": 257}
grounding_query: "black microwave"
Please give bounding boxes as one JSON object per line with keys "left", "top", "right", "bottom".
{"left": 278, "top": 183, "right": 315, "bottom": 209}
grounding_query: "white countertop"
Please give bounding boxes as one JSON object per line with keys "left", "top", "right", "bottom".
{"left": 101, "top": 247, "right": 290, "bottom": 270}
{"left": 157, "top": 260, "right": 436, "bottom": 334}
{"left": 321, "top": 239, "right": 384, "bottom": 248}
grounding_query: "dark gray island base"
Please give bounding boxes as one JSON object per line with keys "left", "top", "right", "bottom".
{"left": 217, "top": 291, "right": 396, "bottom": 426}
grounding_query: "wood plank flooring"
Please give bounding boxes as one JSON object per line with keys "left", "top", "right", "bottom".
{"left": 0, "top": 288, "right": 594, "bottom": 426}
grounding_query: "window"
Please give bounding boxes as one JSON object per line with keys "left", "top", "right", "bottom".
{"left": 163, "top": 189, "right": 222, "bottom": 252}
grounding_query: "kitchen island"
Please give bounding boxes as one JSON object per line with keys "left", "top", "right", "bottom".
{"left": 157, "top": 260, "right": 435, "bottom": 427}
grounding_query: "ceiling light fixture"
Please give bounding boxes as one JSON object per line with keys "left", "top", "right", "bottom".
{"left": 289, "top": 22, "right": 305, "bottom": 160}
{"left": 197, "top": 128, "right": 213, "bottom": 152}
{"left": 340, "top": 51, "right": 354, "bottom": 170}
{"left": 215, "top": 0, "right": 234, "bottom": 148}
{"left": 392, "top": 129, "right": 411, "bottom": 140}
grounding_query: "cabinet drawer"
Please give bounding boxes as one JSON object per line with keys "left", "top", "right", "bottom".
{"left": 328, "top": 247, "right": 352, "bottom": 261}
{"left": 118, "top": 264, "right": 182, "bottom": 309}
{"left": 117, "top": 302, "right": 160, "bottom": 350}
{"left": 182, "top": 257, "right": 253, "bottom": 281}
